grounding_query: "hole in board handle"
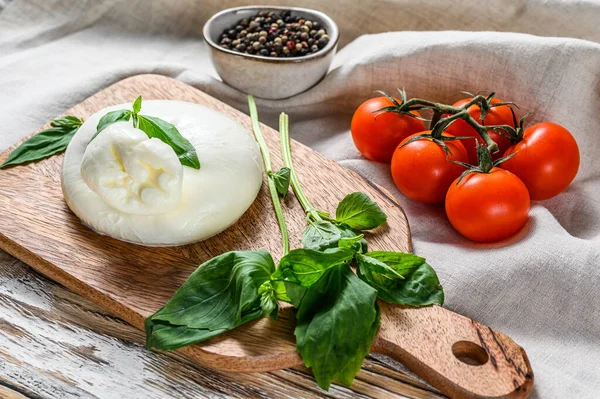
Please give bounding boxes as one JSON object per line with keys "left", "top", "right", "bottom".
{"left": 452, "top": 341, "right": 489, "bottom": 366}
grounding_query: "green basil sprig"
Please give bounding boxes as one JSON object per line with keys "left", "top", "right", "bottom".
{"left": 1, "top": 115, "right": 83, "bottom": 169}
{"left": 91, "top": 96, "right": 200, "bottom": 170}
{"left": 144, "top": 97, "right": 444, "bottom": 393}
{"left": 281, "top": 248, "right": 380, "bottom": 389}
{"left": 146, "top": 250, "right": 275, "bottom": 350}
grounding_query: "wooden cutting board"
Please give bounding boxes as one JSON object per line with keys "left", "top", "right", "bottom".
{"left": 0, "top": 75, "right": 533, "bottom": 399}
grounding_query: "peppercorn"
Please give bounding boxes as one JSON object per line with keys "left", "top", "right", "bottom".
{"left": 218, "top": 10, "right": 329, "bottom": 58}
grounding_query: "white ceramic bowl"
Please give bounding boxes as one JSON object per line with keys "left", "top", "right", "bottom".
{"left": 203, "top": 6, "right": 339, "bottom": 100}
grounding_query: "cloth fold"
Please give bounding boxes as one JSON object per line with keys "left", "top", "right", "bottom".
{"left": 1, "top": 1, "right": 599, "bottom": 398}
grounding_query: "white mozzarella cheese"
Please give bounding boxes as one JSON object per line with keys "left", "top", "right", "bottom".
{"left": 62, "top": 101, "right": 263, "bottom": 246}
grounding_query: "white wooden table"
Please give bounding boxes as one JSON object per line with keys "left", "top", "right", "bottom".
{"left": 0, "top": 250, "right": 447, "bottom": 399}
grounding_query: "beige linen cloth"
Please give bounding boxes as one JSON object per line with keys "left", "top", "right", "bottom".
{"left": 1, "top": 1, "right": 599, "bottom": 397}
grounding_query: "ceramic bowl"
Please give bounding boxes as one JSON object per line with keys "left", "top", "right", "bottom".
{"left": 203, "top": 6, "right": 339, "bottom": 100}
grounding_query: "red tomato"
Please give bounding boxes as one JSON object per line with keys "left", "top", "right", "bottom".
{"left": 502, "top": 122, "right": 579, "bottom": 200}
{"left": 351, "top": 97, "right": 425, "bottom": 163}
{"left": 391, "top": 131, "right": 468, "bottom": 204}
{"left": 445, "top": 167, "right": 530, "bottom": 242}
{"left": 444, "top": 98, "right": 514, "bottom": 164}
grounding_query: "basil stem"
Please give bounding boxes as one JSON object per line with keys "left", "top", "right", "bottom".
{"left": 279, "top": 113, "right": 322, "bottom": 223}
{"left": 247, "top": 95, "right": 289, "bottom": 256}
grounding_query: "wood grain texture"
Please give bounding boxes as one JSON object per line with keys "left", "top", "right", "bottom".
{"left": 0, "top": 251, "right": 443, "bottom": 399}
{"left": 0, "top": 75, "right": 532, "bottom": 398}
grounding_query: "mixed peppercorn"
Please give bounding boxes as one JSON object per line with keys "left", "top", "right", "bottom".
{"left": 218, "top": 10, "right": 330, "bottom": 58}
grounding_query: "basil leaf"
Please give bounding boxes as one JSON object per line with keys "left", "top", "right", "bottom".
{"left": 335, "top": 192, "right": 387, "bottom": 230}
{"left": 338, "top": 234, "right": 367, "bottom": 253}
{"left": 132, "top": 95, "right": 142, "bottom": 114}
{"left": 138, "top": 114, "right": 200, "bottom": 169}
{"left": 91, "top": 109, "right": 132, "bottom": 141}
{"left": 302, "top": 221, "right": 342, "bottom": 251}
{"left": 50, "top": 115, "right": 84, "bottom": 129}
{"left": 146, "top": 308, "right": 261, "bottom": 351}
{"left": 276, "top": 248, "right": 355, "bottom": 287}
{"left": 356, "top": 253, "right": 404, "bottom": 280}
{"left": 271, "top": 167, "right": 291, "bottom": 197}
{"left": 258, "top": 281, "right": 278, "bottom": 319}
{"left": 287, "top": 264, "right": 379, "bottom": 390}
{"left": 150, "top": 250, "right": 275, "bottom": 329}
{"left": 1, "top": 122, "right": 81, "bottom": 169}
{"left": 356, "top": 251, "right": 444, "bottom": 306}
{"left": 301, "top": 220, "right": 368, "bottom": 254}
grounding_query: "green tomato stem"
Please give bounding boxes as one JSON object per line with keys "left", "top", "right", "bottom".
{"left": 279, "top": 113, "right": 322, "bottom": 223}
{"left": 390, "top": 93, "right": 519, "bottom": 154}
{"left": 248, "top": 95, "right": 289, "bottom": 256}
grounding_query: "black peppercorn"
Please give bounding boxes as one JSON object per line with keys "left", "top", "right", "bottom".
{"left": 218, "top": 11, "right": 329, "bottom": 58}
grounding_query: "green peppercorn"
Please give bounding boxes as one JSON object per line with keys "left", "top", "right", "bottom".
{"left": 300, "top": 25, "right": 309, "bottom": 33}
{"left": 317, "top": 29, "right": 325, "bottom": 36}
{"left": 252, "top": 41, "right": 261, "bottom": 50}
{"left": 311, "top": 44, "right": 319, "bottom": 52}
{"left": 304, "top": 20, "right": 313, "bottom": 29}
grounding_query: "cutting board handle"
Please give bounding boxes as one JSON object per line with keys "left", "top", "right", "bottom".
{"left": 372, "top": 303, "right": 534, "bottom": 399}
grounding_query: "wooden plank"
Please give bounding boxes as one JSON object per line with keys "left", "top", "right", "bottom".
{"left": 0, "top": 251, "right": 444, "bottom": 399}
{"left": 0, "top": 75, "right": 533, "bottom": 398}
